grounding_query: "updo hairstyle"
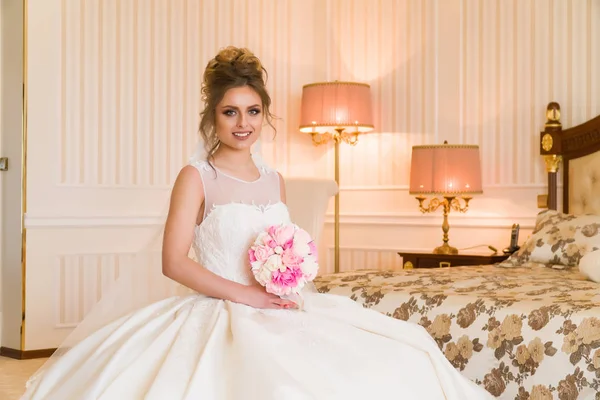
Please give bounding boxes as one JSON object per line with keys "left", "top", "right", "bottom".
{"left": 199, "top": 46, "right": 276, "bottom": 160}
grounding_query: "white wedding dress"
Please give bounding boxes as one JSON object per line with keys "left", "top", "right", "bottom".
{"left": 21, "top": 158, "right": 492, "bottom": 400}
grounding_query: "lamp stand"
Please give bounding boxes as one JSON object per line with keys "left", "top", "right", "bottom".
{"left": 311, "top": 127, "right": 358, "bottom": 273}
{"left": 415, "top": 195, "right": 472, "bottom": 255}
{"left": 334, "top": 133, "right": 340, "bottom": 274}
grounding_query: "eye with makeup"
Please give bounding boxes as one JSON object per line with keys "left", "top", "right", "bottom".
{"left": 222, "top": 108, "right": 261, "bottom": 117}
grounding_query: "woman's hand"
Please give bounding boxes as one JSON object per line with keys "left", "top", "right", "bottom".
{"left": 239, "top": 284, "right": 298, "bottom": 309}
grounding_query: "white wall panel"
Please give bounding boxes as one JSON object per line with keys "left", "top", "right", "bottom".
{"left": 20, "top": 0, "right": 600, "bottom": 349}
{"left": 56, "top": 254, "right": 124, "bottom": 328}
{"left": 25, "top": 224, "right": 165, "bottom": 349}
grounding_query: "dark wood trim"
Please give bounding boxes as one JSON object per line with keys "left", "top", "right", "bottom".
{"left": 0, "top": 346, "right": 56, "bottom": 360}
{"left": 563, "top": 158, "right": 570, "bottom": 214}
{"left": 398, "top": 252, "right": 509, "bottom": 269}
{"left": 548, "top": 172, "right": 558, "bottom": 211}
{"left": 540, "top": 102, "right": 600, "bottom": 213}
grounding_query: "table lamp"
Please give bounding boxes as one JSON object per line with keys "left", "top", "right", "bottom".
{"left": 299, "top": 81, "right": 374, "bottom": 273}
{"left": 408, "top": 141, "right": 483, "bottom": 255}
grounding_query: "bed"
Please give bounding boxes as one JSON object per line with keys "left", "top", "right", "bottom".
{"left": 314, "top": 102, "right": 600, "bottom": 400}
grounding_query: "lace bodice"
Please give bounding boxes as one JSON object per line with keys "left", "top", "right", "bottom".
{"left": 190, "top": 159, "right": 291, "bottom": 284}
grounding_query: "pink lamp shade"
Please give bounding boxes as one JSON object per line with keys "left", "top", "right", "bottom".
{"left": 409, "top": 143, "right": 483, "bottom": 195}
{"left": 299, "top": 81, "right": 374, "bottom": 134}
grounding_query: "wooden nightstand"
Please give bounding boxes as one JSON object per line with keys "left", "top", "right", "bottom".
{"left": 397, "top": 251, "right": 510, "bottom": 269}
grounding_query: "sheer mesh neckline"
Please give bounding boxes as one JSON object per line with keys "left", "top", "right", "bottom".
{"left": 212, "top": 165, "right": 263, "bottom": 183}
{"left": 192, "top": 157, "right": 281, "bottom": 223}
{"left": 194, "top": 156, "right": 266, "bottom": 184}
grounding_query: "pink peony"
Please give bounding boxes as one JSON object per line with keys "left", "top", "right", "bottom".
{"left": 248, "top": 249, "right": 257, "bottom": 263}
{"left": 263, "top": 235, "right": 278, "bottom": 249}
{"left": 281, "top": 248, "right": 303, "bottom": 268}
{"left": 249, "top": 223, "right": 320, "bottom": 299}
{"left": 252, "top": 245, "right": 273, "bottom": 263}
{"left": 268, "top": 224, "right": 295, "bottom": 247}
{"left": 300, "top": 256, "right": 319, "bottom": 280}
{"left": 270, "top": 266, "right": 304, "bottom": 294}
{"left": 293, "top": 229, "right": 312, "bottom": 246}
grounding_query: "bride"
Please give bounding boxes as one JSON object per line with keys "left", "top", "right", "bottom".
{"left": 21, "top": 46, "right": 492, "bottom": 399}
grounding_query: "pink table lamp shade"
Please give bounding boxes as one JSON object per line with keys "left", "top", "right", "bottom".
{"left": 409, "top": 143, "right": 483, "bottom": 195}
{"left": 299, "top": 81, "right": 374, "bottom": 133}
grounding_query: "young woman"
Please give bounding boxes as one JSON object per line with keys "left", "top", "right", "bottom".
{"left": 21, "top": 46, "right": 492, "bottom": 399}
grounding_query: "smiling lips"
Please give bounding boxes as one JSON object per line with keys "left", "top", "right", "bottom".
{"left": 233, "top": 131, "right": 252, "bottom": 139}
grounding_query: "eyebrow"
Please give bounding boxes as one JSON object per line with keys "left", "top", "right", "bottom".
{"left": 220, "top": 104, "right": 261, "bottom": 110}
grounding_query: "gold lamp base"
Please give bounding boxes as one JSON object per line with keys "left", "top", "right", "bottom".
{"left": 415, "top": 195, "right": 472, "bottom": 255}
{"left": 433, "top": 243, "right": 459, "bottom": 255}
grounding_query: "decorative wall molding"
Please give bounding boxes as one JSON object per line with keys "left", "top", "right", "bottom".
{"left": 338, "top": 183, "right": 562, "bottom": 192}
{"left": 55, "top": 253, "right": 125, "bottom": 327}
{"left": 324, "top": 212, "right": 537, "bottom": 229}
{"left": 323, "top": 245, "right": 510, "bottom": 274}
{"left": 54, "top": 251, "right": 163, "bottom": 329}
{"left": 24, "top": 212, "right": 537, "bottom": 229}
{"left": 52, "top": 182, "right": 561, "bottom": 192}
{"left": 25, "top": 215, "right": 166, "bottom": 228}
{"left": 324, "top": 245, "right": 408, "bottom": 272}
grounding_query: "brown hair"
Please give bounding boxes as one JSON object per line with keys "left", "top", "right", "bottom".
{"left": 199, "top": 46, "right": 276, "bottom": 161}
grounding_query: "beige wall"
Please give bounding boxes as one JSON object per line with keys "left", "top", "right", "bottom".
{"left": 0, "top": 0, "right": 24, "bottom": 350}
{"left": 15, "top": 0, "right": 600, "bottom": 350}
{"left": 319, "top": 0, "right": 600, "bottom": 268}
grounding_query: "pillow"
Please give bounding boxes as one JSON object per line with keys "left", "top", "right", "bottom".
{"left": 498, "top": 209, "right": 600, "bottom": 269}
{"left": 578, "top": 250, "right": 600, "bottom": 282}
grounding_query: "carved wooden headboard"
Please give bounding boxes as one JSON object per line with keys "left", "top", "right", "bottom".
{"left": 540, "top": 102, "right": 600, "bottom": 214}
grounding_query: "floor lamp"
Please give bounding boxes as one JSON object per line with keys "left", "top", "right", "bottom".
{"left": 299, "top": 81, "right": 374, "bottom": 273}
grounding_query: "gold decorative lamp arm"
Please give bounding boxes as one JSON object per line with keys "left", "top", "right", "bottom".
{"left": 415, "top": 195, "right": 472, "bottom": 255}
{"left": 450, "top": 196, "right": 471, "bottom": 212}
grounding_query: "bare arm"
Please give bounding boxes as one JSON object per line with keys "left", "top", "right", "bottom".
{"left": 161, "top": 165, "right": 248, "bottom": 302}
{"left": 161, "top": 166, "right": 296, "bottom": 308}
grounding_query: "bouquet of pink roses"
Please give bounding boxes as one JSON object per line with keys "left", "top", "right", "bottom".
{"left": 248, "top": 223, "right": 319, "bottom": 298}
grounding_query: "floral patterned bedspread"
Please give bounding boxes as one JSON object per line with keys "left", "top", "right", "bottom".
{"left": 314, "top": 265, "right": 600, "bottom": 400}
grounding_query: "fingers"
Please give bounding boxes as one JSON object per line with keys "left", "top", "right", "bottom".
{"left": 269, "top": 296, "right": 296, "bottom": 308}
{"left": 271, "top": 299, "right": 298, "bottom": 309}
{"left": 249, "top": 287, "right": 298, "bottom": 309}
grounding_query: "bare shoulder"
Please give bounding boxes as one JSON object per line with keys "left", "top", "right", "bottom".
{"left": 170, "top": 165, "right": 204, "bottom": 204}
{"left": 176, "top": 164, "right": 203, "bottom": 184}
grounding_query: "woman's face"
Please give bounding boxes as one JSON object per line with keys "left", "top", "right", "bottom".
{"left": 214, "top": 85, "right": 264, "bottom": 152}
